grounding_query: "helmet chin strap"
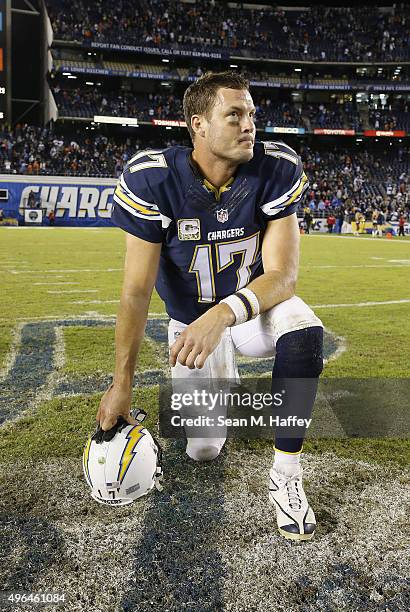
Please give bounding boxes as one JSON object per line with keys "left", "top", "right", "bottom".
{"left": 93, "top": 408, "right": 148, "bottom": 444}
{"left": 150, "top": 432, "right": 164, "bottom": 492}
{"left": 92, "top": 415, "right": 129, "bottom": 443}
{"left": 132, "top": 408, "right": 147, "bottom": 423}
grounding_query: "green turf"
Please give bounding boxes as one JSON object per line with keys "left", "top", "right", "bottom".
{"left": 0, "top": 227, "right": 163, "bottom": 320}
{"left": 304, "top": 437, "right": 410, "bottom": 468}
{"left": 0, "top": 228, "right": 409, "bottom": 466}
{"left": 0, "top": 324, "right": 12, "bottom": 371}
{"left": 0, "top": 387, "right": 159, "bottom": 461}
{"left": 321, "top": 302, "right": 410, "bottom": 377}
{"left": 0, "top": 229, "right": 408, "bottom": 323}
{"left": 234, "top": 437, "right": 410, "bottom": 469}
{"left": 63, "top": 327, "right": 165, "bottom": 376}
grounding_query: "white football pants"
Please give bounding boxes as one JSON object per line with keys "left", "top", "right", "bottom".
{"left": 168, "top": 296, "right": 323, "bottom": 461}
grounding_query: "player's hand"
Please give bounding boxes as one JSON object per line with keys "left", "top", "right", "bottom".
{"left": 96, "top": 383, "right": 138, "bottom": 431}
{"left": 169, "top": 303, "right": 235, "bottom": 370}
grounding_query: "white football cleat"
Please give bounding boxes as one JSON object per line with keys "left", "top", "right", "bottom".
{"left": 269, "top": 466, "right": 316, "bottom": 541}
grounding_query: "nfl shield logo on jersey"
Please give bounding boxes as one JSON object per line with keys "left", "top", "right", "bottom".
{"left": 216, "top": 208, "right": 229, "bottom": 223}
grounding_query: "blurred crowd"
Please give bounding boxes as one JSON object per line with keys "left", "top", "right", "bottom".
{"left": 368, "top": 98, "right": 410, "bottom": 131}
{"left": 0, "top": 124, "right": 188, "bottom": 177}
{"left": 46, "top": 0, "right": 410, "bottom": 61}
{"left": 298, "top": 146, "right": 409, "bottom": 224}
{"left": 53, "top": 88, "right": 374, "bottom": 131}
{"left": 53, "top": 88, "right": 185, "bottom": 122}
{"left": 0, "top": 124, "right": 408, "bottom": 223}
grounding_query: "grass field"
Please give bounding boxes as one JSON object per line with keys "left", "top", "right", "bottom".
{"left": 0, "top": 228, "right": 409, "bottom": 612}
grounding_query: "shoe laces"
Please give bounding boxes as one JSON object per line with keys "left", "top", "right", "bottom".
{"left": 284, "top": 474, "right": 303, "bottom": 511}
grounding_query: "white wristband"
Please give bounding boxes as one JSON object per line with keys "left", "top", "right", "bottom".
{"left": 238, "top": 288, "right": 260, "bottom": 319}
{"left": 220, "top": 294, "right": 249, "bottom": 325}
{"left": 220, "top": 288, "right": 260, "bottom": 326}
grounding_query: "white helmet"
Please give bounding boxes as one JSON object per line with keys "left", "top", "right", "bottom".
{"left": 83, "top": 410, "right": 163, "bottom": 506}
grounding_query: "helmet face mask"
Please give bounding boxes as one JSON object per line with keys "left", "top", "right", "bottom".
{"left": 83, "top": 416, "right": 163, "bottom": 507}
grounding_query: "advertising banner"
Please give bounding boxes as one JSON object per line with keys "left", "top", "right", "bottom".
{"left": 0, "top": 175, "right": 117, "bottom": 226}
{"left": 364, "top": 130, "right": 406, "bottom": 137}
{"left": 54, "top": 63, "right": 410, "bottom": 94}
{"left": 151, "top": 118, "right": 187, "bottom": 127}
{"left": 313, "top": 129, "right": 356, "bottom": 136}
{"left": 57, "top": 64, "right": 176, "bottom": 80}
{"left": 310, "top": 218, "right": 331, "bottom": 233}
{"left": 88, "top": 42, "right": 227, "bottom": 60}
{"left": 265, "top": 126, "right": 305, "bottom": 134}
{"left": 377, "top": 221, "right": 409, "bottom": 235}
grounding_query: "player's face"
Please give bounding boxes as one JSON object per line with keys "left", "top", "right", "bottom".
{"left": 204, "top": 88, "right": 256, "bottom": 163}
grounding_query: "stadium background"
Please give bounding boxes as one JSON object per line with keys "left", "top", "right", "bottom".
{"left": 0, "top": 1, "right": 409, "bottom": 611}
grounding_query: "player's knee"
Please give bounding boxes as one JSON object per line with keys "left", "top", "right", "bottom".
{"left": 274, "top": 326, "right": 324, "bottom": 378}
{"left": 186, "top": 438, "right": 226, "bottom": 462}
{"left": 265, "top": 296, "right": 323, "bottom": 343}
{"left": 187, "top": 445, "right": 221, "bottom": 462}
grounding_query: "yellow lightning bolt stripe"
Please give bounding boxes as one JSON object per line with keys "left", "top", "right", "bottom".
{"left": 275, "top": 172, "right": 308, "bottom": 210}
{"left": 285, "top": 172, "right": 308, "bottom": 206}
{"left": 114, "top": 185, "right": 158, "bottom": 216}
{"left": 83, "top": 437, "right": 92, "bottom": 486}
{"left": 117, "top": 425, "right": 145, "bottom": 484}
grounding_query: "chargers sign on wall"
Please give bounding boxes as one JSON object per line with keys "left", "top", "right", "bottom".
{"left": 0, "top": 175, "right": 117, "bottom": 226}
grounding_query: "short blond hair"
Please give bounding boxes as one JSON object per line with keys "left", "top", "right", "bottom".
{"left": 183, "top": 71, "right": 250, "bottom": 142}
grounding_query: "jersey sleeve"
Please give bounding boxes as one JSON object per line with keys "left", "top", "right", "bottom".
{"left": 111, "top": 156, "right": 171, "bottom": 243}
{"left": 258, "top": 142, "right": 309, "bottom": 220}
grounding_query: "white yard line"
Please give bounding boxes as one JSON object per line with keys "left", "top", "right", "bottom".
{"left": 47, "top": 290, "right": 98, "bottom": 294}
{"left": 2, "top": 300, "right": 408, "bottom": 325}
{"left": 0, "top": 312, "right": 166, "bottom": 322}
{"left": 34, "top": 282, "right": 80, "bottom": 286}
{"left": 313, "top": 299, "right": 410, "bottom": 309}
{"left": 7, "top": 268, "right": 122, "bottom": 274}
{"left": 70, "top": 299, "right": 120, "bottom": 304}
{"left": 301, "top": 264, "right": 410, "bottom": 269}
{"left": 13, "top": 265, "right": 408, "bottom": 274}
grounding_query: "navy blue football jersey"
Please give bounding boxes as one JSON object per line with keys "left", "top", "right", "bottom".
{"left": 112, "top": 141, "right": 308, "bottom": 324}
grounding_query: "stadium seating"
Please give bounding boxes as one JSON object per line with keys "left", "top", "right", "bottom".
{"left": 0, "top": 3, "right": 407, "bottom": 225}
{"left": 46, "top": 1, "right": 410, "bottom": 61}
{"left": 51, "top": 88, "right": 374, "bottom": 132}
{"left": 1, "top": 123, "right": 407, "bottom": 223}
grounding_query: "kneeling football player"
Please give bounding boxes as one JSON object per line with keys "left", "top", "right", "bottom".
{"left": 97, "top": 72, "right": 323, "bottom": 541}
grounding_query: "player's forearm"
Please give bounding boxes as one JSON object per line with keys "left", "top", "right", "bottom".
{"left": 246, "top": 268, "right": 297, "bottom": 313}
{"left": 113, "top": 292, "right": 151, "bottom": 390}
